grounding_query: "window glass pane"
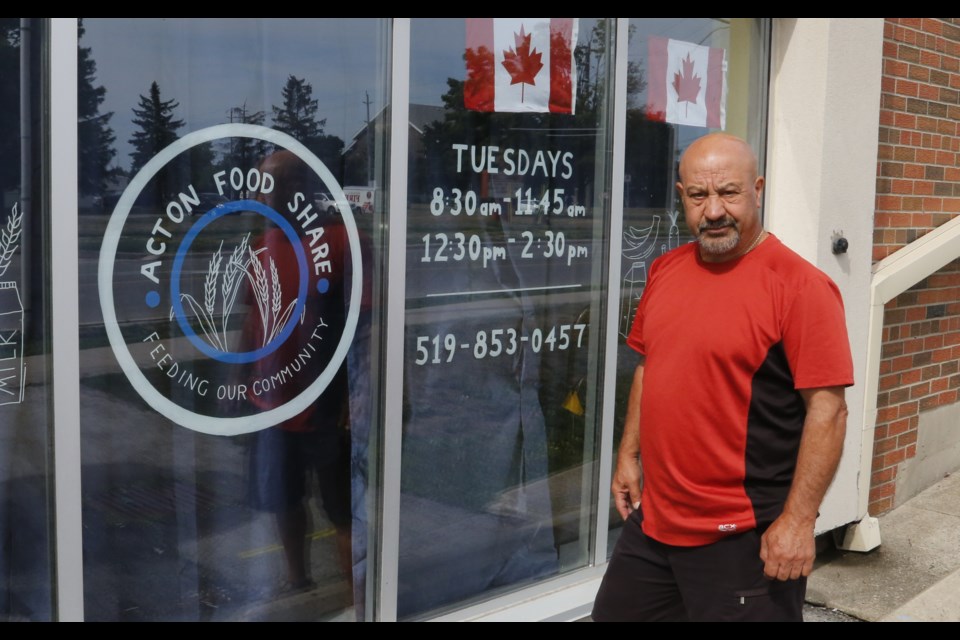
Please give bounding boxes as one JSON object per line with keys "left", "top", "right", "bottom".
{"left": 0, "top": 18, "right": 54, "bottom": 622}
{"left": 77, "top": 18, "right": 388, "bottom": 621}
{"left": 400, "top": 18, "right": 615, "bottom": 618}
{"left": 608, "top": 18, "right": 769, "bottom": 553}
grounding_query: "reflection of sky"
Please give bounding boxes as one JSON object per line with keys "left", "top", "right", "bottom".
{"left": 82, "top": 18, "right": 464, "bottom": 169}
{"left": 409, "top": 19, "right": 467, "bottom": 106}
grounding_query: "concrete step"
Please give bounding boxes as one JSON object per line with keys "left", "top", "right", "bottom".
{"left": 806, "top": 472, "right": 960, "bottom": 622}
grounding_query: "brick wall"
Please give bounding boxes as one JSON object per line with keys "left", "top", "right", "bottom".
{"left": 870, "top": 18, "right": 960, "bottom": 515}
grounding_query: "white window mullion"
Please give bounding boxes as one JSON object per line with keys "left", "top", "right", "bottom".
{"left": 49, "top": 16, "right": 84, "bottom": 622}
{"left": 376, "top": 16, "right": 410, "bottom": 623}
{"left": 593, "top": 17, "right": 631, "bottom": 568}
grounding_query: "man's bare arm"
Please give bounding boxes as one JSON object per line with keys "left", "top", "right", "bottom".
{"left": 760, "top": 386, "right": 848, "bottom": 580}
{"left": 612, "top": 358, "right": 645, "bottom": 520}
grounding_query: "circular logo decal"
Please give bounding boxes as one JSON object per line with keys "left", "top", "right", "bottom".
{"left": 99, "top": 124, "right": 362, "bottom": 436}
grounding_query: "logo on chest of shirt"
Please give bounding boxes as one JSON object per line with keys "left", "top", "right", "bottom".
{"left": 718, "top": 523, "right": 738, "bottom": 533}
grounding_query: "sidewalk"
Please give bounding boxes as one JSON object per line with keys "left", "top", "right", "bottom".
{"left": 805, "top": 471, "right": 960, "bottom": 622}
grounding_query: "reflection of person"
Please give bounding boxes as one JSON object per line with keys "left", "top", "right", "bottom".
{"left": 242, "top": 150, "right": 352, "bottom": 595}
{"left": 591, "top": 133, "right": 854, "bottom": 622}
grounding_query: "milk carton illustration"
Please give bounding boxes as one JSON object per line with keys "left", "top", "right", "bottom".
{"left": 0, "top": 203, "right": 24, "bottom": 406}
{"left": 0, "top": 281, "right": 24, "bottom": 405}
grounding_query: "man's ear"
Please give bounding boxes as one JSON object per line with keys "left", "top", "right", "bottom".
{"left": 754, "top": 176, "right": 765, "bottom": 206}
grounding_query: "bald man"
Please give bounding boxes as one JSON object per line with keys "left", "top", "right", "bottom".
{"left": 591, "top": 133, "right": 854, "bottom": 622}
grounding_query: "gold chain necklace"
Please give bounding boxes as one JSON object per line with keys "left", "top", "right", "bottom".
{"left": 735, "top": 229, "right": 766, "bottom": 259}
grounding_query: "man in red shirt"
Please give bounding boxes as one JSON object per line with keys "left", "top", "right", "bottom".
{"left": 591, "top": 132, "right": 853, "bottom": 621}
{"left": 243, "top": 150, "right": 353, "bottom": 595}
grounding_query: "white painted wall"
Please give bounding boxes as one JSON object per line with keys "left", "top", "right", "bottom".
{"left": 765, "top": 18, "right": 885, "bottom": 532}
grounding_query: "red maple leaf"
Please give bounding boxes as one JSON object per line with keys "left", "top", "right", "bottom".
{"left": 501, "top": 25, "right": 544, "bottom": 103}
{"left": 672, "top": 52, "right": 702, "bottom": 116}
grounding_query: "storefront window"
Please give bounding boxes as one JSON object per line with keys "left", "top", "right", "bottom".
{"left": 76, "top": 18, "right": 388, "bottom": 621}
{"left": 0, "top": 18, "right": 54, "bottom": 621}
{"left": 27, "top": 17, "right": 776, "bottom": 621}
{"left": 0, "top": 18, "right": 54, "bottom": 622}
{"left": 608, "top": 18, "right": 769, "bottom": 552}
{"left": 399, "top": 18, "right": 615, "bottom": 618}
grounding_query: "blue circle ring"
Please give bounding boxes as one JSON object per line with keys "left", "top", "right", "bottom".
{"left": 170, "top": 200, "right": 309, "bottom": 364}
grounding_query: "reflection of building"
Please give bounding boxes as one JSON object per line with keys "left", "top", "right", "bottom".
{"left": 341, "top": 103, "right": 444, "bottom": 187}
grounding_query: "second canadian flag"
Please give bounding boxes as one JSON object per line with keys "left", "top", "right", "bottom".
{"left": 647, "top": 36, "right": 727, "bottom": 129}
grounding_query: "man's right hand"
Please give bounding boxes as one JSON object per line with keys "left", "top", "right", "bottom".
{"left": 612, "top": 454, "right": 642, "bottom": 521}
{"left": 613, "top": 361, "right": 646, "bottom": 520}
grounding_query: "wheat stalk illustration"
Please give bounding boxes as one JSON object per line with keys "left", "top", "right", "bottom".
{"left": 220, "top": 233, "right": 258, "bottom": 345}
{"left": 0, "top": 202, "right": 23, "bottom": 280}
{"left": 266, "top": 257, "right": 297, "bottom": 345}
{"left": 247, "top": 246, "right": 271, "bottom": 346}
{"left": 269, "top": 259, "right": 281, "bottom": 338}
{"left": 176, "top": 235, "right": 259, "bottom": 352}
{"left": 176, "top": 261, "right": 225, "bottom": 353}
{"left": 222, "top": 234, "right": 250, "bottom": 316}
{"left": 176, "top": 233, "right": 296, "bottom": 353}
{"left": 205, "top": 242, "right": 223, "bottom": 317}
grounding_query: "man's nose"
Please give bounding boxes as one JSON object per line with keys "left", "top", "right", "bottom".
{"left": 703, "top": 194, "right": 726, "bottom": 220}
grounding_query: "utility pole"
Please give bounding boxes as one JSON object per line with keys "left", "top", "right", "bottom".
{"left": 363, "top": 91, "right": 373, "bottom": 186}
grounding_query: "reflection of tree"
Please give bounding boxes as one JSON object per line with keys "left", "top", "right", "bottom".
{"left": 419, "top": 77, "right": 498, "bottom": 200}
{"left": 222, "top": 104, "right": 269, "bottom": 194}
{"left": 272, "top": 75, "right": 323, "bottom": 142}
{"left": 128, "top": 81, "right": 184, "bottom": 205}
{"left": 576, "top": 22, "right": 646, "bottom": 110}
{"left": 463, "top": 45, "right": 495, "bottom": 111}
{"left": 187, "top": 140, "right": 218, "bottom": 192}
{"left": 128, "top": 81, "right": 215, "bottom": 200}
{"left": 129, "top": 81, "right": 184, "bottom": 175}
{"left": 575, "top": 22, "right": 673, "bottom": 211}
{"left": 78, "top": 18, "right": 118, "bottom": 198}
{"left": 623, "top": 109, "right": 674, "bottom": 210}
{"left": 567, "top": 21, "right": 647, "bottom": 206}
{"left": 271, "top": 75, "right": 345, "bottom": 183}
{"left": 575, "top": 21, "right": 645, "bottom": 113}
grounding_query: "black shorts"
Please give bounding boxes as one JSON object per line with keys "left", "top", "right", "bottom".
{"left": 591, "top": 508, "right": 806, "bottom": 622}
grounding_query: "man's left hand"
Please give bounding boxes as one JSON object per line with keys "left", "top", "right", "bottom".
{"left": 759, "top": 512, "right": 815, "bottom": 581}
{"left": 759, "top": 386, "right": 848, "bottom": 581}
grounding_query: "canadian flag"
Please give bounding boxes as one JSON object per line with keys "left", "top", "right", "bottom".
{"left": 647, "top": 36, "right": 727, "bottom": 129}
{"left": 464, "top": 18, "right": 578, "bottom": 114}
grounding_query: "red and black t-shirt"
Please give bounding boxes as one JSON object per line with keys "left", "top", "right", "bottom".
{"left": 627, "top": 234, "right": 854, "bottom": 546}
{"left": 243, "top": 224, "right": 350, "bottom": 432}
